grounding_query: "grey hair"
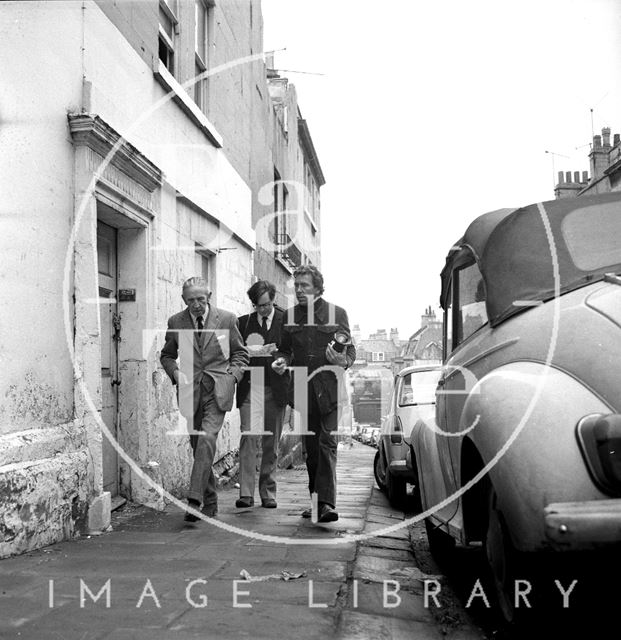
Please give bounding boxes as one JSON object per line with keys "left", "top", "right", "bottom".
{"left": 182, "top": 277, "right": 210, "bottom": 293}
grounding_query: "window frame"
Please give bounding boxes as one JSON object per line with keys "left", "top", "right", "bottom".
{"left": 158, "top": 0, "right": 178, "bottom": 76}
{"left": 447, "top": 255, "right": 489, "bottom": 354}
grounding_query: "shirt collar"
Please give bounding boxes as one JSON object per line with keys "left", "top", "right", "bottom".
{"left": 190, "top": 305, "right": 209, "bottom": 326}
{"left": 258, "top": 307, "right": 275, "bottom": 326}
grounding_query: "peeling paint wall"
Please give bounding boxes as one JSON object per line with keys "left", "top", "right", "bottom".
{"left": 0, "top": 0, "right": 320, "bottom": 558}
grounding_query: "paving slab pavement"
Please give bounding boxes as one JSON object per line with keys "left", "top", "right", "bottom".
{"left": 0, "top": 442, "right": 483, "bottom": 640}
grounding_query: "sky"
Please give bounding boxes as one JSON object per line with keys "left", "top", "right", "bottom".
{"left": 260, "top": 0, "right": 621, "bottom": 340}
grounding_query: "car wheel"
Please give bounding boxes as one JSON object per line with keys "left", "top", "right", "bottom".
{"left": 424, "top": 518, "right": 455, "bottom": 568}
{"left": 386, "top": 468, "right": 407, "bottom": 508}
{"left": 373, "top": 449, "right": 387, "bottom": 492}
{"left": 484, "top": 486, "right": 532, "bottom": 625}
{"left": 407, "top": 449, "right": 423, "bottom": 513}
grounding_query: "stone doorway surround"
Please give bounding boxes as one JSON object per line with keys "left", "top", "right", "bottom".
{"left": 68, "top": 113, "right": 162, "bottom": 533}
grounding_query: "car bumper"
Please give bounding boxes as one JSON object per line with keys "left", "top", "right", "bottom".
{"left": 388, "top": 459, "right": 416, "bottom": 481}
{"left": 544, "top": 498, "right": 621, "bottom": 548}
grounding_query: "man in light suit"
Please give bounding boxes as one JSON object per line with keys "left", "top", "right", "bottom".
{"left": 235, "top": 280, "right": 289, "bottom": 509}
{"left": 160, "top": 277, "right": 248, "bottom": 522}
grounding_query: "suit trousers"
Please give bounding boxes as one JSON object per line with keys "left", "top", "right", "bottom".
{"left": 238, "top": 387, "right": 285, "bottom": 501}
{"left": 187, "top": 376, "right": 226, "bottom": 505}
{"left": 304, "top": 393, "right": 338, "bottom": 509}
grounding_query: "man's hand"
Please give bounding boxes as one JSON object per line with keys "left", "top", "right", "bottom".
{"left": 173, "top": 370, "right": 189, "bottom": 386}
{"left": 326, "top": 343, "right": 348, "bottom": 368}
{"left": 271, "top": 357, "right": 288, "bottom": 376}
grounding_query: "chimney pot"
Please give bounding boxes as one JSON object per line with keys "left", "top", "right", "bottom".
{"left": 602, "top": 127, "right": 611, "bottom": 147}
{"left": 582, "top": 170, "right": 589, "bottom": 182}
{"left": 614, "top": 133, "right": 620, "bottom": 146}
{"left": 594, "top": 134, "right": 602, "bottom": 149}
{"left": 565, "top": 171, "right": 572, "bottom": 183}
{"left": 558, "top": 171, "right": 564, "bottom": 183}
{"left": 573, "top": 171, "right": 580, "bottom": 182}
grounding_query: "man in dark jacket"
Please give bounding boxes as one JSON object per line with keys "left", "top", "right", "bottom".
{"left": 273, "top": 266, "right": 356, "bottom": 522}
{"left": 236, "top": 280, "right": 289, "bottom": 509}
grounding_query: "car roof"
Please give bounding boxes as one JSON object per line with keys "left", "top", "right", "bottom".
{"left": 440, "top": 191, "right": 621, "bottom": 327}
{"left": 396, "top": 364, "right": 443, "bottom": 377}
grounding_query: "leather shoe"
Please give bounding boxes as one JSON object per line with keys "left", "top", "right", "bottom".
{"left": 317, "top": 504, "right": 338, "bottom": 523}
{"left": 201, "top": 503, "right": 218, "bottom": 517}
{"left": 235, "top": 496, "right": 254, "bottom": 508}
{"left": 301, "top": 508, "right": 312, "bottom": 519}
{"left": 184, "top": 499, "right": 201, "bottom": 522}
{"left": 261, "top": 498, "right": 277, "bottom": 508}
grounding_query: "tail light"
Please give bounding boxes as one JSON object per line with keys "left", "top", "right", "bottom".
{"left": 576, "top": 414, "right": 621, "bottom": 496}
{"left": 390, "top": 416, "right": 403, "bottom": 444}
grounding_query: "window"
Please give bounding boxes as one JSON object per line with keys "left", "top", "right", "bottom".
{"left": 372, "top": 352, "right": 385, "bottom": 362}
{"left": 194, "top": 0, "right": 207, "bottom": 109}
{"left": 562, "top": 202, "right": 621, "bottom": 271}
{"left": 273, "top": 169, "right": 287, "bottom": 250}
{"left": 443, "top": 284, "right": 453, "bottom": 358}
{"left": 398, "top": 370, "right": 442, "bottom": 407}
{"left": 159, "top": 0, "right": 178, "bottom": 75}
{"left": 194, "top": 243, "right": 215, "bottom": 302}
{"left": 452, "top": 261, "right": 488, "bottom": 348}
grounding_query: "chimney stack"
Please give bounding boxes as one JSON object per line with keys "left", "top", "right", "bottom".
{"left": 602, "top": 127, "right": 611, "bottom": 147}
{"left": 589, "top": 129, "right": 609, "bottom": 183}
{"left": 614, "top": 133, "right": 620, "bottom": 147}
{"left": 555, "top": 168, "right": 589, "bottom": 199}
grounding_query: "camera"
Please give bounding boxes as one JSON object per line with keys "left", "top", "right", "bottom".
{"left": 331, "top": 331, "right": 349, "bottom": 353}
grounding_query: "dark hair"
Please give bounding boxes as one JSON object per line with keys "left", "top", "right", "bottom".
{"left": 293, "top": 265, "right": 324, "bottom": 295}
{"left": 247, "top": 280, "right": 276, "bottom": 305}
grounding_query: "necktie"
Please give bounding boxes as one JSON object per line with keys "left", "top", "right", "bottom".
{"left": 196, "top": 315, "right": 204, "bottom": 341}
{"left": 261, "top": 315, "right": 268, "bottom": 338}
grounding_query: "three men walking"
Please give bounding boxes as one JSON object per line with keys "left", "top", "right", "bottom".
{"left": 161, "top": 267, "right": 355, "bottom": 524}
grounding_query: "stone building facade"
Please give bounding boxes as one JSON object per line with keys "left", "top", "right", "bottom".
{"left": 0, "top": 0, "right": 324, "bottom": 557}
{"left": 353, "top": 327, "right": 402, "bottom": 368}
{"left": 391, "top": 307, "right": 443, "bottom": 374}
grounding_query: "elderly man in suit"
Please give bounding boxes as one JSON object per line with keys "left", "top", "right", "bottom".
{"left": 235, "top": 280, "right": 289, "bottom": 509}
{"left": 273, "top": 265, "right": 356, "bottom": 523}
{"left": 161, "top": 277, "right": 248, "bottom": 522}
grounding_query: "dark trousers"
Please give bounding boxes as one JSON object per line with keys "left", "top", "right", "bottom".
{"left": 187, "top": 377, "right": 226, "bottom": 505}
{"left": 304, "top": 393, "right": 338, "bottom": 508}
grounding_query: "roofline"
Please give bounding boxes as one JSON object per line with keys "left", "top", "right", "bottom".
{"left": 298, "top": 118, "right": 326, "bottom": 187}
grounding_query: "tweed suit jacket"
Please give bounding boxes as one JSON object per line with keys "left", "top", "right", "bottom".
{"left": 160, "top": 306, "right": 249, "bottom": 415}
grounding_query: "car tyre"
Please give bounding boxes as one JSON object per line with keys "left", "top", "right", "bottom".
{"left": 386, "top": 468, "right": 407, "bottom": 508}
{"left": 373, "top": 449, "right": 387, "bottom": 492}
{"left": 483, "top": 486, "right": 534, "bottom": 625}
{"left": 406, "top": 448, "right": 423, "bottom": 513}
{"left": 425, "top": 518, "right": 455, "bottom": 568}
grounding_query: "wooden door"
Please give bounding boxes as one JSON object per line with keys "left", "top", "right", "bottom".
{"left": 97, "top": 222, "right": 119, "bottom": 498}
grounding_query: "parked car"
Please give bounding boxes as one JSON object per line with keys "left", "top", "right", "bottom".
{"left": 370, "top": 427, "right": 380, "bottom": 448}
{"left": 411, "top": 192, "right": 621, "bottom": 623}
{"left": 350, "top": 368, "right": 393, "bottom": 428}
{"left": 374, "top": 365, "right": 442, "bottom": 507}
{"left": 359, "top": 426, "right": 373, "bottom": 446}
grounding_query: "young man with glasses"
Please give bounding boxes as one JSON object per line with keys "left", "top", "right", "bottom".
{"left": 235, "top": 280, "right": 290, "bottom": 509}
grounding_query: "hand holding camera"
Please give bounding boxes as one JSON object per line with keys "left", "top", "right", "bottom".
{"left": 271, "top": 357, "right": 287, "bottom": 376}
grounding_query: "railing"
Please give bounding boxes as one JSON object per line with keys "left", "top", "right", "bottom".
{"left": 275, "top": 233, "right": 302, "bottom": 267}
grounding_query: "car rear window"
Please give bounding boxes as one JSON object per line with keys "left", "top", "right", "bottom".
{"left": 398, "top": 370, "right": 442, "bottom": 406}
{"left": 561, "top": 202, "right": 621, "bottom": 271}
